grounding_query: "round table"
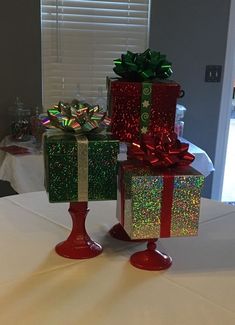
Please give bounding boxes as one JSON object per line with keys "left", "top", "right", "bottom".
{"left": 0, "top": 192, "right": 235, "bottom": 324}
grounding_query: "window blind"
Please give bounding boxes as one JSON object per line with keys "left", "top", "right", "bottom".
{"left": 41, "top": 0, "right": 150, "bottom": 109}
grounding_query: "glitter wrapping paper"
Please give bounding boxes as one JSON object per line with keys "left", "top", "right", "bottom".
{"left": 44, "top": 133, "right": 119, "bottom": 203}
{"left": 107, "top": 78, "right": 181, "bottom": 142}
{"left": 117, "top": 161, "right": 204, "bottom": 240}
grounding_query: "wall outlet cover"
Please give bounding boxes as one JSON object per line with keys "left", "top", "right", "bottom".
{"left": 205, "top": 65, "right": 222, "bottom": 82}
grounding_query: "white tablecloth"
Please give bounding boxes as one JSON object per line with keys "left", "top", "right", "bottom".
{"left": 0, "top": 136, "right": 214, "bottom": 194}
{"left": 0, "top": 192, "right": 235, "bottom": 324}
{"left": 0, "top": 136, "right": 43, "bottom": 193}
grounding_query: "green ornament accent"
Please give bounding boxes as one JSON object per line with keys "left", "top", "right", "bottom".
{"left": 140, "top": 83, "right": 152, "bottom": 134}
{"left": 113, "top": 49, "right": 173, "bottom": 81}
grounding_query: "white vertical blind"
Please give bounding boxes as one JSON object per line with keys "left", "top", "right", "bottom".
{"left": 41, "top": 0, "right": 150, "bottom": 109}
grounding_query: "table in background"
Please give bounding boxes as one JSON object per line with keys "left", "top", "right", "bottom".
{"left": 0, "top": 191, "right": 235, "bottom": 324}
{"left": 0, "top": 136, "right": 43, "bottom": 193}
{"left": 0, "top": 135, "right": 214, "bottom": 194}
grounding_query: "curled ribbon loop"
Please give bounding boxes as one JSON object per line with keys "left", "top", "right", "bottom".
{"left": 113, "top": 49, "right": 173, "bottom": 81}
{"left": 40, "top": 100, "right": 110, "bottom": 134}
{"left": 128, "top": 132, "right": 195, "bottom": 168}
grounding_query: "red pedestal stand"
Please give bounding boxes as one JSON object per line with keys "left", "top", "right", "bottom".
{"left": 109, "top": 222, "right": 135, "bottom": 241}
{"left": 110, "top": 223, "right": 172, "bottom": 271}
{"left": 55, "top": 202, "right": 102, "bottom": 259}
{"left": 130, "top": 239, "right": 172, "bottom": 271}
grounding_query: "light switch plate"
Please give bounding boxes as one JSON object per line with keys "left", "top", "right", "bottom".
{"left": 205, "top": 65, "right": 222, "bottom": 82}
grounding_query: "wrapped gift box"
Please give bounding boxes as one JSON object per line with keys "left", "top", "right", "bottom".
{"left": 44, "top": 133, "right": 119, "bottom": 202}
{"left": 107, "top": 78, "right": 181, "bottom": 142}
{"left": 117, "top": 161, "right": 204, "bottom": 240}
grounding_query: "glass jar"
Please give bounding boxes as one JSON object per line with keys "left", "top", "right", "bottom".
{"left": 175, "top": 104, "right": 187, "bottom": 138}
{"left": 8, "top": 97, "right": 32, "bottom": 141}
{"left": 94, "top": 87, "right": 107, "bottom": 112}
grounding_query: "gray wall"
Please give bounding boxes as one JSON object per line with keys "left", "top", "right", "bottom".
{"left": 149, "top": 0, "right": 231, "bottom": 197}
{"left": 0, "top": 0, "right": 42, "bottom": 140}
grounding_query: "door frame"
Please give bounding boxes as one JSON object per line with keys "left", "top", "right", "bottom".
{"left": 212, "top": 0, "right": 235, "bottom": 200}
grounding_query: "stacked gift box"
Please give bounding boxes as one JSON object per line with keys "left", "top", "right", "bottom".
{"left": 41, "top": 49, "right": 204, "bottom": 263}
{"left": 117, "top": 160, "right": 204, "bottom": 240}
{"left": 108, "top": 49, "right": 204, "bottom": 240}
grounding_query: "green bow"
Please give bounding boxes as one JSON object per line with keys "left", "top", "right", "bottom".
{"left": 113, "top": 48, "right": 172, "bottom": 81}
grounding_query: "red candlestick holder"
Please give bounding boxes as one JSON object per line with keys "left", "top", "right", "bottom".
{"left": 109, "top": 222, "right": 145, "bottom": 242}
{"left": 109, "top": 222, "right": 135, "bottom": 241}
{"left": 55, "top": 202, "right": 102, "bottom": 259}
{"left": 130, "top": 239, "right": 172, "bottom": 271}
{"left": 110, "top": 223, "right": 172, "bottom": 271}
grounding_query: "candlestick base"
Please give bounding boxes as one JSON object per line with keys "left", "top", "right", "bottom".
{"left": 55, "top": 202, "right": 102, "bottom": 259}
{"left": 109, "top": 223, "right": 144, "bottom": 242}
{"left": 130, "top": 240, "right": 172, "bottom": 271}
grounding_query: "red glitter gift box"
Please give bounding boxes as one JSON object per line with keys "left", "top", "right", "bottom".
{"left": 107, "top": 78, "right": 181, "bottom": 142}
{"left": 116, "top": 161, "right": 204, "bottom": 240}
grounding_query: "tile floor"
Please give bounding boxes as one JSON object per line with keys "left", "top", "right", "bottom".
{"left": 222, "top": 117, "right": 235, "bottom": 202}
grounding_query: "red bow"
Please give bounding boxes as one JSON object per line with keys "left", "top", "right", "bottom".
{"left": 128, "top": 132, "right": 195, "bottom": 168}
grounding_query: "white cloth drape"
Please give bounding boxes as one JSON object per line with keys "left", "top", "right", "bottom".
{"left": 0, "top": 192, "right": 235, "bottom": 324}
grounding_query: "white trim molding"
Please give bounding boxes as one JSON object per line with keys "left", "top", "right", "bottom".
{"left": 212, "top": 0, "right": 235, "bottom": 200}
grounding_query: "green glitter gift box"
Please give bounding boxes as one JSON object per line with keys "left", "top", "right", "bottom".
{"left": 43, "top": 132, "right": 119, "bottom": 203}
{"left": 117, "top": 161, "right": 204, "bottom": 240}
